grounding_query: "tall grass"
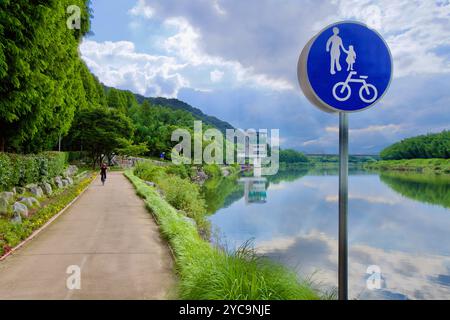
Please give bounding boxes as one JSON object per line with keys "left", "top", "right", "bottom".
{"left": 125, "top": 170, "right": 322, "bottom": 300}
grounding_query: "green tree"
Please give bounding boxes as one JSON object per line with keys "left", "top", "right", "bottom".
{"left": 0, "top": 0, "right": 91, "bottom": 152}
{"left": 68, "top": 107, "right": 134, "bottom": 168}
{"left": 380, "top": 130, "right": 450, "bottom": 160}
{"left": 279, "top": 149, "right": 309, "bottom": 163}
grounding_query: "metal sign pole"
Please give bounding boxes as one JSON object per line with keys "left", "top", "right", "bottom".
{"left": 338, "top": 112, "right": 349, "bottom": 300}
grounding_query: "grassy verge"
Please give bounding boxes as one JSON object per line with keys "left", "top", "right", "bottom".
{"left": 0, "top": 173, "right": 95, "bottom": 256}
{"left": 124, "top": 170, "right": 322, "bottom": 300}
{"left": 365, "top": 158, "right": 450, "bottom": 174}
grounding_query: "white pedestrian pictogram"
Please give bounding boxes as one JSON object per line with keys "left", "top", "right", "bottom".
{"left": 326, "top": 28, "right": 378, "bottom": 103}
{"left": 326, "top": 27, "right": 344, "bottom": 75}
{"left": 332, "top": 71, "right": 378, "bottom": 103}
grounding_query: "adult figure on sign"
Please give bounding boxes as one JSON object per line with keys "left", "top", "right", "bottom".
{"left": 326, "top": 27, "right": 345, "bottom": 75}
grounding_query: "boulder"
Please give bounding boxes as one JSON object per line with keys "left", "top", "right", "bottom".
{"left": 145, "top": 181, "right": 156, "bottom": 187}
{"left": 25, "top": 183, "right": 38, "bottom": 190}
{"left": 28, "top": 186, "right": 44, "bottom": 198}
{"left": 13, "top": 187, "right": 26, "bottom": 195}
{"left": 62, "top": 179, "right": 69, "bottom": 187}
{"left": 66, "top": 177, "right": 73, "bottom": 185}
{"left": 10, "top": 212, "right": 22, "bottom": 224}
{"left": 221, "top": 168, "right": 230, "bottom": 177}
{"left": 64, "top": 165, "right": 78, "bottom": 177}
{"left": 41, "top": 182, "right": 53, "bottom": 196}
{"left": 20, "top": 197, "right": 40, "bottom": 209}
{"left": 181, "top": 215, "right": 196, "bottom": 227}
{"left": 0, "top": 197, "right": 9, "bottom": 215}
{"left": 13, "top": 202, "right": 29, "bottom": 219}
{"left": 54, "top": 176, "right": 64, "bottom": 188}
{"left": 0, "top": 191, "right": 15, "bottom": 204}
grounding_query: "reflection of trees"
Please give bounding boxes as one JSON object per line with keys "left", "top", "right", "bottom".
{"left": 380, "top": 172, "right": 450, "bottom": 209}
{"left": 202, "top": 176, "right": 244, "bottom": 214}
{"left": 267, "top": 167, "right": 310, "bottom": 184}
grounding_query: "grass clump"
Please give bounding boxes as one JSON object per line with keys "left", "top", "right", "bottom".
{"left": 365, "top": 158, "right": 450, "bottom": 174}
{"left": 133, "top": 161, "right": 209, "bottom": 236}
{"left": 125, "top": 170, "right": 321, "bottom": 300}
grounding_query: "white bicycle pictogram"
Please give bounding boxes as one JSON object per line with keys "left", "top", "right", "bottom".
{"left": 332, "top": 71, "right": 378, "bottom": 103}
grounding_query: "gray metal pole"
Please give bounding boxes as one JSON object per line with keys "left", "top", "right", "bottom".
{"left": 338, "top": 112, "right": 348, "bottom": 300}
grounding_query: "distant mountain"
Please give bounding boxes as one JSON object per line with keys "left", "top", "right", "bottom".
{"left": 134, "top": 95, "right": 234, "bottom": 133}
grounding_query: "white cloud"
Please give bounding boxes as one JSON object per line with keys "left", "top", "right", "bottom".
{"left": 327, "top": 0, "right": 450, "bottom": 78}
{"left": 257, "top": 231, "right": 450, "bottom": 299}
{"left": 81, "top": 14, "right": 294, "bottom": 98}
{"left": 80, "top": 40, "right": 188, "bottom": 98}
{"left": 129, "top": 0, "right": 154, "bottom": 19}
{"left": 210, "top": 69, "right": 224, "bottom": 82}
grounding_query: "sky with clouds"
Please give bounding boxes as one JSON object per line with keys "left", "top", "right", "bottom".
{"left": 81, "top": 0, "right": 450, "bottom": 154}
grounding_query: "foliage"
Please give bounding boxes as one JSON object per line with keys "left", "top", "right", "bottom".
{"left": 133, "top": 95, "right": 234, "bottom": 133}
{"left": 0, "top": 152, "right": 68, "bottom": 191}
{"left": 380, "top": 130, "right": 450, "bottom": 160}
{"left": 67, "top": 107, "right": 134, "bottom": 168}
{"left": 366, "top": 158, "right": 450, "bottom": 174}
{"left": 0, "top": 0, "right": 95, "bottom": 152}
{"left": 279, "top": 149, "right": 309, "bottom": 163}
{"left": 125, "top": 171, "right": 321, "bottom": 300}
{"left": 0, "top": 173, "right": 94, "bottom": 256}
{"left": 115, "top": 140, "right": 149, "bottom": 157}
{"left": 133, "top": 161, "right": 208, "bottom": 233}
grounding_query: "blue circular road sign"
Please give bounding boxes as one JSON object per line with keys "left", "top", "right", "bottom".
{"left": 298, "top": 21, "right": 393, "bottom": 113}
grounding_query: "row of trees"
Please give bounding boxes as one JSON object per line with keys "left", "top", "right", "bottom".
{"left": 0, "top": 0, "right": 94, "bottom": 153}
{"left": 0, "top": 1, "right": 221, "bottom": 167}
{"left": 380, "top": 130, "right": 450, "bottom": 160}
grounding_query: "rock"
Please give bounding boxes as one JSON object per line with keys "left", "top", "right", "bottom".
{"left": 20, "top": 197, "right": 40, "bottom": 209}
{"left": 10, "top": 212, "right": 22, "bottom": 224}
{"left": 64, "top": 165, "right": 78, "bottom": 177}
{"left": 54, "top": 176, "right": 64, "bottom": 188}
{"left": 0, "top": 197, "right": 9, "bottom": 215}
{"left": 13, "top": 187, "right": 26, "bottom": 195}
{"left": 145, "top": 181, "right": 156, "bottom": 187}
{"left": 13, "top": 202, "right": 29, "bottom": 219}
{"left": 28, "top": 186, "right": 44, "bottom": 198}
{"left": 221, "top": 168, "right": 230, "bottom": 177}
{"left": 0, "top": 191, "right": 15, "bottom": 204}
{"left": 181, "top": 215, "right": 196, "bottom": 227}
{"left": 62, "top": 179, "right": 69, "bottom": 187}
{"left": 25, "top": 183, "right": 38, "bottom": 190}
{"left": 41, "top": 182, "right": 53, "bottom": 196}
{"left": 66, "top": 177, "right": 73, "bottom": 185}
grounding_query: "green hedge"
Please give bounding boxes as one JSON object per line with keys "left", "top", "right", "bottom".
{"left": 0, "top": 152, "right": 68, "bottom": 191}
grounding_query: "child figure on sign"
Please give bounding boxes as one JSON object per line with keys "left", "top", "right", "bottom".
{"left": 344, "top": 45, "right": 356, "bottom": 71}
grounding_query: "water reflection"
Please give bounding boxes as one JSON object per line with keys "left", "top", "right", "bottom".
{"left": 208, "top": 168, "right": 450, "bottom": 299}
{"left": 239, "top": 177, "right": 267, "bottom": 204}
{"left": 380, "top": 172, "right": 450, "bottom": 209}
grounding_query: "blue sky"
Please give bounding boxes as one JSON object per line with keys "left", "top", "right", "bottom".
{"left": 81, "top": 0, "right": 450, "bottom": 154}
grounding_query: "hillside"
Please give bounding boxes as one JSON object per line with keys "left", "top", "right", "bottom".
{"left": 103, "top": 85, "right": 234, "bottom": 133}
{"left": 380, "top": 130, "right": 449, "bottom": 160}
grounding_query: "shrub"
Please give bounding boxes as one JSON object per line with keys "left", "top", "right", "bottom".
{"left": 0, "top": 152, "right": 69, "bottom": 191}
{"left": 165, "top": 164, "right": 190, "bottom": 179}
{"left": 203, "top": 164, "right": 222, "bottom": 179}
{"left": 158, "top": 175, "right": 206, "bottom": 219}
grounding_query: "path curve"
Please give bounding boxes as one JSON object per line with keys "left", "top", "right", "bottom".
{"left": 0, "top": 172, "right": 175, "bottom": 299}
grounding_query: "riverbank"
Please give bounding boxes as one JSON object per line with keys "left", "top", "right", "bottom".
{"left": 365, "top": 158, "right": 450, "bottom": 174}
{"left": 125, "top": 167, "right": 323, "bottom": 300}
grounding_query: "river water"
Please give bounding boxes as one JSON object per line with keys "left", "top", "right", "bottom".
{"left": 208, "top": 168, "right": 450, "bottom": 300}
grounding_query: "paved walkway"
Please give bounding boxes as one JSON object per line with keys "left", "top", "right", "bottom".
{"left": 0, "top": 172, "right": 176, "bottom": 299}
